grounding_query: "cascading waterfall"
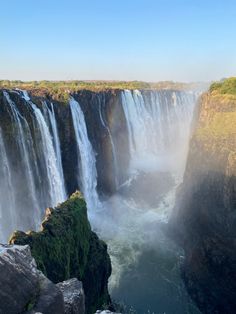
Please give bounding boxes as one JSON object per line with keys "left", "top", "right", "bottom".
{"left": 3, "top": 91, "right": 42, "bottom": 230}
{"left": 121, "top": 89, "right": 196, "bottom": 175}
{"left": 0, "top": 91, "right": 67, "bottom": 241}
{"left": 42, "top": 101, "right": 66, "bottom": 196}
{"left": 0, "top": 128, "right": 16, "bottom": 240}
{"left": 93, "top": 89, "right": 200, "bottom": 314}
{"left": 25, "top": 95, "right": 66, "bottom": 205}
{"left": 70, "top": 97, "right": 100, "bottom": 212}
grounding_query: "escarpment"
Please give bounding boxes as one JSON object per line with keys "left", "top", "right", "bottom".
{"left": 10, "top": 192, "right": 112, "bottom": 314}
{"left": 171, "top": 87, "right": 236, "bottom": 313}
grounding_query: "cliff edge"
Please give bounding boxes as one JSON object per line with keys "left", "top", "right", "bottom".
{"left": 171, "top": 79, "right": 236, "bottom": 313}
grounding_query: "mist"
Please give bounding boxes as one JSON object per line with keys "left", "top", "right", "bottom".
{"left": 87, "top": 89, "right": 201, "bottom": 313}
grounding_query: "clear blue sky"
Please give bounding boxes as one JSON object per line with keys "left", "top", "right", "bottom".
{"left": 1, "top": 0, "right": 236, "bottom": 82}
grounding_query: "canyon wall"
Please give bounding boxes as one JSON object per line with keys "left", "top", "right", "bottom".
{"left": 171, "top": 90, "right": 236, "bottom": 313}
{"left": 0, "top": 88, "right": 196, "bottom": 242}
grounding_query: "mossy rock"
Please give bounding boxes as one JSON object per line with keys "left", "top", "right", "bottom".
{"left": 9, "top": 191, "right": 111, "bottom": 314}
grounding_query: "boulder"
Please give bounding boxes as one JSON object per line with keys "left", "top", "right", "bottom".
{"left": 57, "top": 278, "right": 85, "bottom": 314}
{"left": 0, "top": 244, "right": 64, "bottom": 314}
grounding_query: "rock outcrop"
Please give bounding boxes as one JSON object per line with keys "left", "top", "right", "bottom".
{"left": 0, "top": 244, "right": 64, "bottom": 314}
{"left": 57, "top": 278, "right": 85, "bottom": 314}
{"left": 10, "top": 192, "right": 112, "bottom": 314}
{"left": 170, "top": 84, "right": 236, "bottom": 313}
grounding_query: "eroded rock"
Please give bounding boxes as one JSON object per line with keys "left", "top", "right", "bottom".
{"left": 10, "top": 192, "right": 112, "bottom": 314}
{"left": 0, "top": 244, "right": 64, "bottom": 314}
{"left": 57, "top": 278, "right": 85, "bottom": 314}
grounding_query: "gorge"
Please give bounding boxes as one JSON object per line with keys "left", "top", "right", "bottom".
{"left": 0, "top": 79, "right": 235, "bottom": 314}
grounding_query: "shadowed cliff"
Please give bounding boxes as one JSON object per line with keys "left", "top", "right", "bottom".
{"left": 170, "top": 79, "right": 236, "bottom": 313}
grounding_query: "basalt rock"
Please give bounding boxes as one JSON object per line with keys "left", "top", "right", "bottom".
{"left": 0, "top": 244, "right": 64, "bottom": 314}
{"left": 10, "top": 191, "right": 112, "bottom": 314}
{"left": 75, "top": 90, "right": 129, "bottom": 195}
{"left": 57, "top": 278, "right": 85, "bottom": 314}
{"left": 170, "top": 89, "right": 236, "bottom": 313}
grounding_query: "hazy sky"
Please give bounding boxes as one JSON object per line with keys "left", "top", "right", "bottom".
{"left": 1, "top": 0, "right": 236, "bottom": 82}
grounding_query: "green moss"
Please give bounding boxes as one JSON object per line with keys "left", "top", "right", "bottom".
{"left": 9, "top": 191, "right": 111, "bottom": 313}
{"left": 10, "top": 191, "right": 90, "bottom": 282}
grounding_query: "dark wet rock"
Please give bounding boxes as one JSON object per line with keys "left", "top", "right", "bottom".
{"left": 57, "top": 278, "right": 85, "bottom": 314}
{"left": 75, "top": 90, "right": 129, "bottom": 195}
{"left": 28, "top": 276, "right": 64, "bottom": 314}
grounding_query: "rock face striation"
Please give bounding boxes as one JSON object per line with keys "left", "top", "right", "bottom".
{"left": 171, "top": 87, "right": 236, "bottom": 313}
{"left": 10, "top": 192, "right": 112, "bottom": 314}
{"left": 0, "top": 244, "right": 64, "bottom": 314}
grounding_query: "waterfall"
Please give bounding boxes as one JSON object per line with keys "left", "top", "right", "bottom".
{"left": 3, "top": 91, "right": 42, "bottom": 228}
{"left": 0, "top": 91, "right": 67, "bottom": 241}
{"left": 70, "top": 97, "right": 100, "bottom": 212}
{"left": 0, "top": 128, "right": 16, "bottom": 240}
{"left": 95, "top": 89, "right": 199, "bottom": 299}
{"left": 42, "top": 101, "right": 66, "bottom": 192}
{"left": 23, "top": 93, "right": 66, "bottom": 205}
{"left": 0, "top": 88, "right": 197, "bottom": 246}
{"left": 121, "top": 89, "right": 196, "bottom": 175}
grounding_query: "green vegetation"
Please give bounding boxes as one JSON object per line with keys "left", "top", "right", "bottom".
{"left": 195, "top": 81, "right": 236, "bottom": 151}
{"left": 0, "top": 79, "right": 200, "bottom": 96}
{"left": 9, "top": 191, "right": 112, "bottom": 314}
{"left": 210, "top": 77, "right": 236, "bottom": 95}
{"left": 10, "top": 191, "right": 91, "bottom": 281}
{"left": 0, "top": 79, "right": 204, "bottom": 103}
{"left": 0, "top": 79, "right": 150, "bottom": 91}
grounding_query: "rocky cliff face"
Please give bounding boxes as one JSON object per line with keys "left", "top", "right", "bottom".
{"left": 76, "top": 90, "right": 129, "bottom": 195}
{"left": 171, "top": 90, "right": 236, "bottom": 313}
{"left": 10, "top": 192, "right": 112, "bottom": 314}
